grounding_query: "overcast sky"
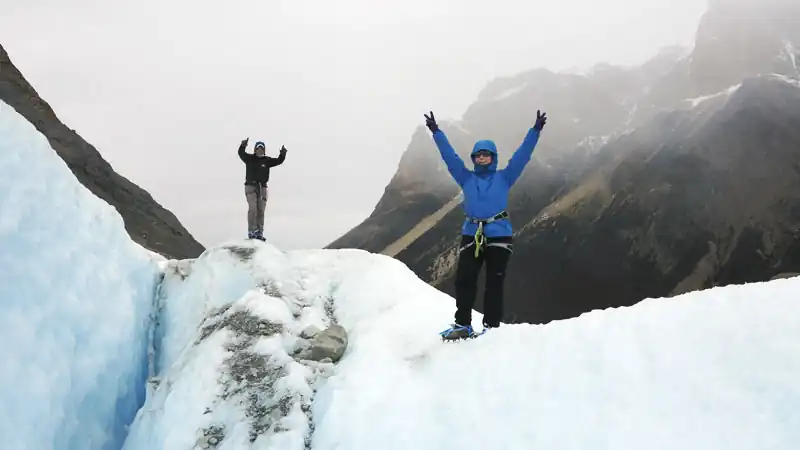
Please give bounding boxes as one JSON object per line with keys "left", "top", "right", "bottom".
{"left": 0, "top": 0, "right": 707, "bottom": 249}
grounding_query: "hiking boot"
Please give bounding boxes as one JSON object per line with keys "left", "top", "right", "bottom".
{"left": 439, "top": 323, "right": 476, "bottom": 341}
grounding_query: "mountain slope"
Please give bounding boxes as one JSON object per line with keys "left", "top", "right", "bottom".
{"left": 0, "top": 44, "right": 204, "bottom": 259}
{"left": 327, "top": 47, "right": 688, "bottom": 255}
{"left": 436, "top": 75, "right": 800, "bottom": 323}
{"left": 327, "top": 124, "right": 474, "bottom": 253}
{"left": 328, "top": 0, "right": 800, "bottom": 325}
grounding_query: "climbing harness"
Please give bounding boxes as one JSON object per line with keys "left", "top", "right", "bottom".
{"left": 467, "top": 211, "right": 509, "bottom": 258}
{"left": 246, "top": 180, "right": 267, "bottom": 202}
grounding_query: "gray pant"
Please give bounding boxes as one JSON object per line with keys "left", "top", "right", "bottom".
{"left": 245, "top": 184, "right": 268, "bottom": 233}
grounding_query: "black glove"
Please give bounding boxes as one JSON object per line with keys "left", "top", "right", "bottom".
{"left": 280, "top": 145, "right": 287, "bottom": 153}
{"left": 534, "top": 110, "right": 547, "bottom": 131}
{"left": 424, "top": 111, "right": 439, "bottom": 133}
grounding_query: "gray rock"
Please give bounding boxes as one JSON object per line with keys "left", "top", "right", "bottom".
{"left": 196, "top": 424, "right": 224, "bottom": 449}
{"left": 291, "top": 338, "right": 312, "bottom": 355}
{"left": 300, "top": 325, "right": 321, "bottom": 339}
{"left": 296, "top": 324, "right": 348, "bottom": 363}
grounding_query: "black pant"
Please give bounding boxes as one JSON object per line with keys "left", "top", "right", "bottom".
{"left": 454, "top": 234, "right": 513, "bottom": 327}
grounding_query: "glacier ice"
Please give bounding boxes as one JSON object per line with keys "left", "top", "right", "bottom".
{"left": 123, "top": 242, "right": 356, "bottom": 449}
{"left": 312, "top": 266, "right": 800, "bottom": 450}
{"left": 0, "top": 100, "right": 161, "bottom": 449}
{"left": 122, "top": 236, "right": 800, "bottom": 450}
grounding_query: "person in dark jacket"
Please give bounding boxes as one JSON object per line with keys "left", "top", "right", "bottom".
{"left": 424, "top": 110, "right": 547, "bottom": 340}
{"left": 237, "top": 137, "right": 287, "bottom": 240}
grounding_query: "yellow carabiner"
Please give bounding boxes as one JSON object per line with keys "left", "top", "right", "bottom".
{"left": 474, "top": 222, "right": 484, "bottom": 258}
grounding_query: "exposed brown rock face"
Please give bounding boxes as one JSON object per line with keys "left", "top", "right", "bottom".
{"left": 0, "top": 44, "right": 204, "bottom": 259}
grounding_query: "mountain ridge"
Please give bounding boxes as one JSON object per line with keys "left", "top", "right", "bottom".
{"left": 328, "top": 0, "right": 800, "bottom": 325}
{"left": 0, "top": 44, "right": 204, "bottom": 259}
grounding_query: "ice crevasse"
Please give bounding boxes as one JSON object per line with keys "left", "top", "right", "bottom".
{"left": 0, "top": 99, "right": 161, "bottom": 449}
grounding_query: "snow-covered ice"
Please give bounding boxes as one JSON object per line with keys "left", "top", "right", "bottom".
{"left": 122, "top": 238, "right": 800, "bottom": 450}
{"left": 0, "top": 100, "right": 161, "bottom": 449}
{"left": 312, "top": 259, "right": 800, "bottom": 450}
{"left": 122, "top": 241, "right": 446, "bottom": 449}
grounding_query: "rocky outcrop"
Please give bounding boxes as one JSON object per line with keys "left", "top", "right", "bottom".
{"left": 327, "top": 0, "right": 800, "bottom": 325}
{"left": 294, "top": 324, "right": 348, "bottom": 363}
{"left": 0, "top": 44, "right": 204, "bottom": 259}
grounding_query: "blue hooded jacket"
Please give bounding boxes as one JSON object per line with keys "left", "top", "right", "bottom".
{"left": 432, "top": 127, "right": 541, "bottom": 238}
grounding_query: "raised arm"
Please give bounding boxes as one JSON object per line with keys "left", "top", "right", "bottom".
{"left": 268, "top": 146, "right": 287, "bottom": 167}
{"left": 502, "top": 110, "right": 547, "bottom": 186}
{"left": 425, "top": 111, "right": 470, "bottom": 186}
{"left": 238, "top": 138, "right": 252, "bottom": 163}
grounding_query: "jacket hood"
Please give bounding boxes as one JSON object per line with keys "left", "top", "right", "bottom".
{"left": 471, "top": 139, "right": 498, "bottom": 172}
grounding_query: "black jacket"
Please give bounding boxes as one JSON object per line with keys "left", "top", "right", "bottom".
{"left": 238, "top": 142, "right": 286, "bottom": 184}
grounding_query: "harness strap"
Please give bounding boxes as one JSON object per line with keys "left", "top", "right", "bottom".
{"left": 467, "top": 211, "right": 510, "bottom": 258}
{"left": 467, "top": 210, "right": 509, "bottom": 225}
{"left": 487, "top": 242, "right": 513, "bottom": 252}
{"left": 245, "top": 181, "right": 267, "bottom": 201}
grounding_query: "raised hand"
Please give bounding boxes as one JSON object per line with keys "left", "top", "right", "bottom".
{"left": 280, "top": 145, "right": 287, "bottom": 153}
{"left": 424, "top": 111, "right": 439, "bottom": 133}
{"left": 534, "top": 110, "right": 547, "bottom": 131}
{"left": 241, "top": 137, "right": 249, "bottom": 146}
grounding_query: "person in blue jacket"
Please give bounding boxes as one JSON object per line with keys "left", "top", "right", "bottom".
{"left": 424, "top": 110, "right": 547, "bottom": 340}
